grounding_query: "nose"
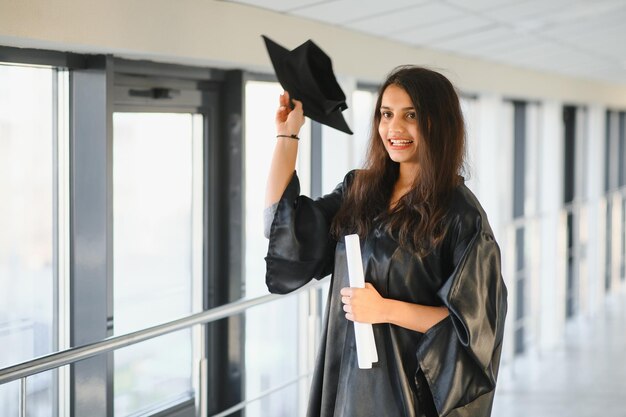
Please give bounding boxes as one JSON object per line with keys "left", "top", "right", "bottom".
{"left": 388, "top": 117, "right": 405, "bottom": 134}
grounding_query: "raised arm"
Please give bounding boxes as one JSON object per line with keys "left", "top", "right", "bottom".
{"left": 265, "top": 91, "right": 305, "bottom": 208}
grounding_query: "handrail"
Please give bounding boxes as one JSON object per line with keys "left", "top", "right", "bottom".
{"left": 0, "top": 278, "right": 327, "bottom": 385}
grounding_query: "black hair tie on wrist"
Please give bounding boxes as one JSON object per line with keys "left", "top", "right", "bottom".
{"left": 276, "top": 134, "right": 300, "bottom": 140}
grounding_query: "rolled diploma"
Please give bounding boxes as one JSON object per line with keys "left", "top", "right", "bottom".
{"left": 344, "top": 234, "right": 378, "bottom": 369}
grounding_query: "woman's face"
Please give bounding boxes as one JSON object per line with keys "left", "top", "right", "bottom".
{"left": 378, "top": 84, "right": 422, "bottom": 167}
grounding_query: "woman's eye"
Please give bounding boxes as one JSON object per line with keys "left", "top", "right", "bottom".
{"left": 381, "top": 111, "right": 392, "bottom": 119}
{"left": 406, "top": 112, "right": 416, "bottom": 119}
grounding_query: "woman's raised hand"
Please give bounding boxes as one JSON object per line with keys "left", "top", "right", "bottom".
{"left": 275, "top": 91, "right": 305, "bottom": 137}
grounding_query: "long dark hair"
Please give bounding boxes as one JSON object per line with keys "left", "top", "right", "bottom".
{"left": 331, "top": 66, "right": 466, "bottom": 255}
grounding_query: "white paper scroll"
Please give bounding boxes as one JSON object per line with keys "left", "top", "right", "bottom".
{"left": 344, "top": 234, "right": 378, "bottom": 369}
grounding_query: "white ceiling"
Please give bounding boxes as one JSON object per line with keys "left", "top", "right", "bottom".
{"left": 225, "top": 0, "right": 626, "bottom": 85}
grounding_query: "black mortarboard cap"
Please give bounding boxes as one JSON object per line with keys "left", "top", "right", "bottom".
{"left": 262, "top": 35, "right": 353, "bottom": 135}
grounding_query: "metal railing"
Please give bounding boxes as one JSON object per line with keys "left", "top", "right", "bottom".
{"left": 0, "top": 279, "right": 327, "bottom": 416}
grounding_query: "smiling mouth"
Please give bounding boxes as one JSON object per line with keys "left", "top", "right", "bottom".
{"left": 388, "top": 138, "right": 413, "bottom": 147}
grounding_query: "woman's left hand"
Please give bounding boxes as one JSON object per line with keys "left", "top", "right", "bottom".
{"left": 340, "top": 283, "right": 388, "bottom": 324}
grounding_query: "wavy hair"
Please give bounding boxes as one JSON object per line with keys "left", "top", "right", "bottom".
{"left": 331, "top": 66, "right": 466, "bottom": 255}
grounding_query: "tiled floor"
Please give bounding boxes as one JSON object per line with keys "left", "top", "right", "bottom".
{"left": 492, "top": 288, "right": 626, "bottom": 417}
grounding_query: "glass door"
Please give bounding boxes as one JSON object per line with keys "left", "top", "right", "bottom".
{"left": 112, "top": 112, "right": 204, "bottom": 416}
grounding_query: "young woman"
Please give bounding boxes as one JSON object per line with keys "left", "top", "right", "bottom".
{"left": 264, "top": 66, "right": 507, "bottom": 417}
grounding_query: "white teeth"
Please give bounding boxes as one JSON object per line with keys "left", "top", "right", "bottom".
{"left": 390, "top": 139, "right": 412, "bottom": 145}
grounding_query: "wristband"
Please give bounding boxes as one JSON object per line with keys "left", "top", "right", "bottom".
{"left": 276, "top": 134, "right": 300, "bottom": 140}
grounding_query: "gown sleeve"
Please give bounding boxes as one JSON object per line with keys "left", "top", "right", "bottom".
{"left": 265, "top": 170, "right": 353, "bottom": 294}
{"left": 416, "top": 211, "right": 508, "bottom": 417}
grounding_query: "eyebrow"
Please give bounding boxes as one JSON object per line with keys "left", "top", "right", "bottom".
{"left": 380, "top": 106, "right": 415, "bottom": 111}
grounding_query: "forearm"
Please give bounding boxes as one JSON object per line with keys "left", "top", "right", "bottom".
{"left": 341, "top": 284, "right": 449, "bottom": 332}
{"left": 265, "top": 138, "right": 299, "bottom": 207}
{"left": 383, "top": 299, "right": 448, "bottom": 333}
{"left": 266, "top": 91, "right": 304, "bottom": 208}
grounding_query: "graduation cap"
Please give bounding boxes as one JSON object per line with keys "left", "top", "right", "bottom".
{"left": 262, "top": 35, "right": 353, "bottom": 135}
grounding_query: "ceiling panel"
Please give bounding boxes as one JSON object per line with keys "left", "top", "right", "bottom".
{"left": 539, "top": 7, "right": 626, "bottom": 38}
{"left": 563, "top": 21, "right": 626, "bottom": 48}
{"left": 224, "top": 0, "right": 626, "bottom": 84}
{"left": 538, "top": 16, "right": 626, "bottom": 49}
{"left": 545, "top": 0, "right": 626, "bottom": 24}
{"left": 483, "top": 0, "right": 572, "bottom": 23}
{"left": 490, "top": 39, "right": 566, "bottom": 67}
{"left": 444, "top": 0, "right": 520, "bottom": 12}
{"left": 431, "top": 25, "right": 517, "bottom": 52}
{"left": 289, "top": 0, "right": 422, "bottom": 25}
{"left": 468, "top": 34, "right": 543, "bottom": 58}
{"left": 390, "top": 15, "right": 493, "bottom": 46}
{"left": 345, "top": 2, "right": 464, "bottom": 36}
{"left": 539, "top": 49, "right": 601, "bottom": 68}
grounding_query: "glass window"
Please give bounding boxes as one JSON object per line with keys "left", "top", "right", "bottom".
{"left": 563, "top": 106, "right": 576, "bottom": 204}
{"left": 460, "top": 96, "right": 479, "bottom": 192}
{"left": 244, "top": 81, "right": 312, "bottom": 298}
{"left": 351, "top": 89, "right": 378, "bottom": 169}
{"left": 245, "top": 81, "right": 285, "bottom": 300}
{"left": 0, "top": 64, "right": 59, "bottom": 416}
{"left": 244, "top": 80, "right": 313, "bottom": 416}
{"left": 622, "top": 197, "right": 625, "bottom": 282}
{"left": 616, "top": 111, "right": 625, "bottom": 282}
{"left": 113, "top": 112, "right": 203, "bottom": 415}
{"left": 604, "top": 110, "right": 611, "bottom": 193}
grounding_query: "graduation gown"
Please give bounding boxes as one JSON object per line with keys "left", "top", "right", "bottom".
{"left": 265, "top": 171, "right": 508, "bottom": 417}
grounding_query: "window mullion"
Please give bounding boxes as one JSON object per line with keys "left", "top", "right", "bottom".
{"left": 69, "top": 57, "right": 114, "bottom": 417}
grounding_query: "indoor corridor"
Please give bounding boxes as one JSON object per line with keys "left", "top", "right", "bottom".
{"left": 493, "top": 287, "right": 626, "bottom": 417}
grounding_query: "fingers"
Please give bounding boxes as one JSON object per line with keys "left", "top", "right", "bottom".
{"left": 276, "top": 90, "right": 305, "bottom": 134}
{"left": 275, "top": 104, "right": 287, "bottom": 118}
{"left": 278, "top": 91, "right": 302, "bottom": 113}
{"left": 341, "top": 289, "right": 354, "bottom": 321}
{"left": 276, "top": 92, "right": 289, "bottom": 123}
{"left": 340, "top": 287, "right": 353, "bottom": 297}
{"left": 276, "top": 92, "right": 299, "bottom": 118}
{"left": 285, "top": 99, "right": 303, "bottom": 120}
{"left": 277, "top": 91, "right": 287, "bottom": 109}
{"left": 278, "top": 92, "right": 288, "bottom": 108}
{"left": 291, "top": 98, "right": 303, "bottom": 112}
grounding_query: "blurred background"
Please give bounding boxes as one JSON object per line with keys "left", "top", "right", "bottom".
{"left": 0, "top": 0, "right": 625, "bottom": 416}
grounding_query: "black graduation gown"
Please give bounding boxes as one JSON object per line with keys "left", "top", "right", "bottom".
{"left": 265, "top": 171, "right": 508, "bottom": 417}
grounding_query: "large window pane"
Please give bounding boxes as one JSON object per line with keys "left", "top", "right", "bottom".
{"left": 244, "top": 81, "right": 311, "bottom": 298}
{"left": 244, "top": 81, "right": 312, "bottom": 416}
{"left": 113, "top": 112, "right": 202, "bottom": 415}
{"left": 352, "top": 89, "right": 377, "bottom": 169}
{"left": 244, "top": 81, "right": 283, "bottom": 300}
{"left": 0, "top": 64, "right": 57, "bottom": 416}
{"left": 242, "top": 300, "right": 300, "bottom": 417}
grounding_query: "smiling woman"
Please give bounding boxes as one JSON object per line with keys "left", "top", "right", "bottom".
{"left": 264, "top": 65, "right": 507, "bottom": 417}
